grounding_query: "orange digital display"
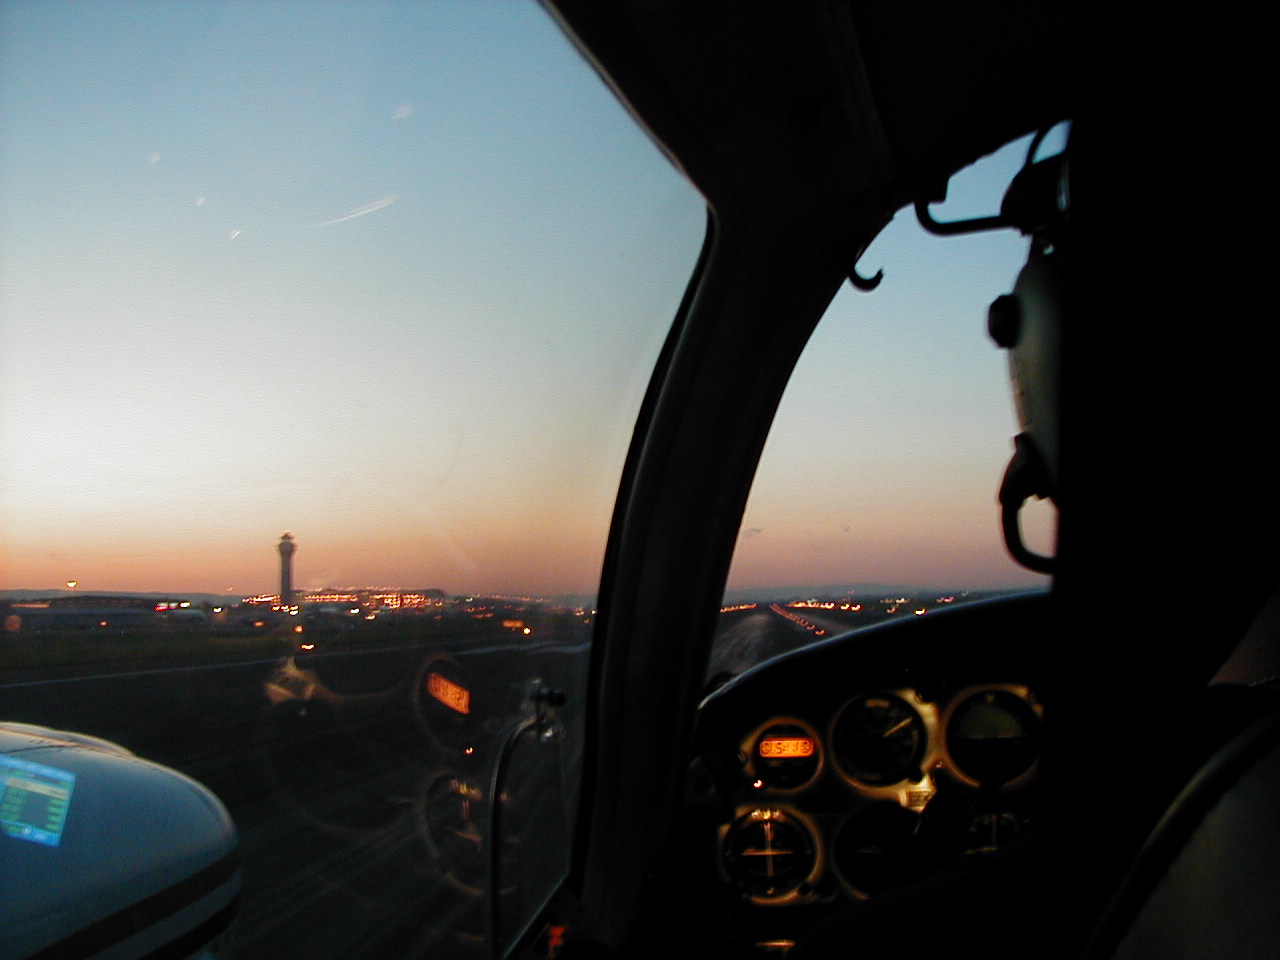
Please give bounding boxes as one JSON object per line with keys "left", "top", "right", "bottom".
{"left": 758, "top": 737, "right": 814, "bottom": 759}
{"left": 427, "top": 672, "right": 471, "bottom": 715}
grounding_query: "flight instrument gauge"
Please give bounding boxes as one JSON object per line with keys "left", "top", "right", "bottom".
{"left": 721, "top": 807, "right": 819, "bottom": 900}
{"left": 944, "top": 687, "right": 1042, "bottom": 786}
{"left": 833, "top": 802, "right": 922, "bottom": 896}
{"left": 747, "top": 718, "right": 822, "bottom": 790}
{"left": 831, "top": 692, "right": 927, "bottom": 786}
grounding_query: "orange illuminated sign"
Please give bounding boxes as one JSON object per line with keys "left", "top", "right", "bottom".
{"left": 759, "top": 737, "right": 814, "bottom": 759}
{"left": 427, "top": 672, "right": 471, "bottom": 715}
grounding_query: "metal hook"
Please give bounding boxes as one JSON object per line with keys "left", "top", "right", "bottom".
{"left": 848, "top": 259, "right": 883, "bottom": 291}
{"left": 914, "top": 197, "right": 1010, "bottom": 237}
{"left": 915, "top": 126, "right": 1060, "bottom": 237}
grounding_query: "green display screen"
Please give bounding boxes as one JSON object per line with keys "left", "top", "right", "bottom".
{"left": 0, "top": 756, "right": 76, "bottom": 847}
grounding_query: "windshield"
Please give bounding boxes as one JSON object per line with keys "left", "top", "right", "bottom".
{"left": 712, "top": 132, "right": 1063, "bottom": 682}
{"left": 0, "top": 3, "right": 702, "bottom": 958}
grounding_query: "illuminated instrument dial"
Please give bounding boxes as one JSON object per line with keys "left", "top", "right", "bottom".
{"left": 415, "top": 655, "right": 476, "bottom": 754}
{"left": 752, "top": 721, "right": 821, "bottom": 789}
{"left": 721, "top": 808, "right": 818, "bottom": 899}
{"left": 422, "top": 776, "right": 486, "bottom": 893}
{"left": 833, "top": 802, "right": 921, "bottom": 896}
{"left": 831, "top": 693, "right": 926, "bottom": 786}
{"left": 945, "top": 688, "right": 1041, "bottom": 785}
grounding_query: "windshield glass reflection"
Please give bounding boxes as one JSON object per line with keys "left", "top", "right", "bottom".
{"left": 0, "top": 2, "right": 703, "bottom": 957}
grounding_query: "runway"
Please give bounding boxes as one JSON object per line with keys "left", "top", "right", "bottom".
{"left": 1, "top": 604, "right": 869, "bottom": 957}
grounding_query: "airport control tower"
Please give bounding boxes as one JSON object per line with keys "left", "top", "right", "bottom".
{"left": 278, "top": 533, "right": 296, "bottom": 606}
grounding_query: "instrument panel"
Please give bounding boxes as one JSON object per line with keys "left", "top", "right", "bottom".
{"left": 715, "top": 683, "right": 1042, "bottom": 905}
{"left": 671, "top": 595, "right": 1053, "bottom": 957}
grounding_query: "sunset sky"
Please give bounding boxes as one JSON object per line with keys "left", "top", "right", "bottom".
{"left": 1, "top": 1, "right": 1054, "bottom": 598}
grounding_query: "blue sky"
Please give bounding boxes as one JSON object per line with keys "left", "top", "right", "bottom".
{"left": 1, "top": 1, "right": 1054, "bottom": 596}
{"left": 728, "top": 140, "right": 1059, "bottom": 591}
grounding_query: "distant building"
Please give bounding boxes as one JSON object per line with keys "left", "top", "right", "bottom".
{"left": 239, "top": 586, "right": 447, "bottom": 615}
{"left": 278, "top": 533, "right": 296, "bottom": 606}
{"left": 0, "top": 595, "right": 206, "bottom": 635}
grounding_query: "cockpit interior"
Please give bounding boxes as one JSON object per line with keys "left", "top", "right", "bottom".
{"left": 534, "top": 3, "right": 1279, "bottom": 958}
{"left": 2, "top": 2, "right": 1276, "bottom": 959}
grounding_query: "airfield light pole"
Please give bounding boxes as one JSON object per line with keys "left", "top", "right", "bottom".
{"left": 278, "top": 533, "right": 296, "bottom": 607}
